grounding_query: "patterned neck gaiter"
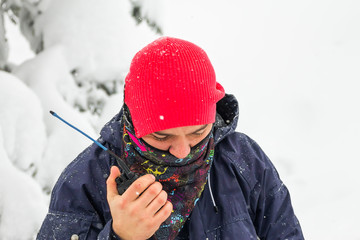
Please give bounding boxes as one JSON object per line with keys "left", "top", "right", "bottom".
{"left": 119, "top": 109, "right": 215, "bottom": 240}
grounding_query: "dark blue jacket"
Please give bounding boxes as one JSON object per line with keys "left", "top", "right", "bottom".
{"left": 37, "top": 94, "right": 304, "bottom": 239}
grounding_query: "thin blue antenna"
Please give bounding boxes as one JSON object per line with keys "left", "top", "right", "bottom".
{"left": 49, "top": 110, "right": 132, "bottom": 174}
{"left": 49, "top": 111, "right": 107, "bottom": 151}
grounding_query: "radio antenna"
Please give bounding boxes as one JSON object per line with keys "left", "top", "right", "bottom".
{"left": 49, "top": 110, "right": 132, "bottom": 174}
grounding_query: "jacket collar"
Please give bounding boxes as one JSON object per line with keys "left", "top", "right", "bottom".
{"left": 213, "top": 94, "right": 239, "bottom": 145}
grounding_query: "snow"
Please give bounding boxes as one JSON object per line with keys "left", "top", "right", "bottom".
{"left": 13, "top": 45, "right": 100, "bottom": 191}
{"left": 1, "top": 0, "right": 360, "bottom": 239}
{"left": 0, "top": 72, "right": 47, "bottom": 239}
{"left": 0, "top": 71, "right": 45, "bottom": 174}
{"left": 0, "top": 141, "right": 47, "bottom": 239}
{"left": 4, "top": 16, "right": 34, "bottom": 65}
{"left": 34, "top": 0, "right": 158, "bottom": 83}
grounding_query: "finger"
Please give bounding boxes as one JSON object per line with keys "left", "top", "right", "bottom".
{"left": 146, "top": 190, "right": 168, "bottom": 214}
{"left": 122, "top": 174, "right": 156, "bottom": 202}
{"left": 154, "top": 201, "right": 173, "bottom": 223}
{"left": 137, "top": 181, "right": 163, "bottom": 207}
{"left": 106, "top": 166, "right": 121, "bottom": 202}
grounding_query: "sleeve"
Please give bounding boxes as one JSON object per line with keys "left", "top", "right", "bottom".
{"left": 248, "top": 139, "right": 304, "bottom": 240}
{"left": 36, "top": 145, "right": 122, "bottom": 240}
{"left": 36, "top": 211, "right": 119, "bottom": 240}
{"left": 254, "top": 169, "right": 304, "bottom": 239}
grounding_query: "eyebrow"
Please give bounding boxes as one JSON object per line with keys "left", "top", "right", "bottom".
{"left": 153, "top": 124, "right": 208, "bottom": 136}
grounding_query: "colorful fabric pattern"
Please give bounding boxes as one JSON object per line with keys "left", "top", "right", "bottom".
{"left": 119, "top": 108, "right": 215, "bottom": 240}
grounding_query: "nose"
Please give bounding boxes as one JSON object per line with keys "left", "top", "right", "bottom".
{"left": 169, "top": 139, "right": 191, "bottom": 159}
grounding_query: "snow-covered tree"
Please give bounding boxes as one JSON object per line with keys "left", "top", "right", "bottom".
{"left": 0, "top": 5, "right": 8, "bottom": 69}
{"left": 1, "top": 0, "right": 162, "bottom": 115}
{"left": 0, "top": 1, "right": 161, "bottom": 238}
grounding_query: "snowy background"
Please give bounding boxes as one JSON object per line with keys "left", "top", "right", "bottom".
{"left": 0, "top": 0, "right": 359, "bottom": 239}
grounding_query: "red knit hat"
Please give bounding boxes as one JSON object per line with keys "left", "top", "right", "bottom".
{"left": 124, "top": 36, "right": 225, "bottom": 138}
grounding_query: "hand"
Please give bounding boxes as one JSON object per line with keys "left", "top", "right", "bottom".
{"left": 106, "top": 166, "right": 173, "bottom": 240}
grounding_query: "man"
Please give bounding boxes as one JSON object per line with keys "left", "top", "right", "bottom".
{"left": 38, "top": 36, "right": 304, "bottom": 240}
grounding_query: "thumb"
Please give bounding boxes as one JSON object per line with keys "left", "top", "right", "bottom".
{"left": 107, "top": 166, "right": 121, "bottom": 201}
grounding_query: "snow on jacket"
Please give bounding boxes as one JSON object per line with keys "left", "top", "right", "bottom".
{"left": 37, "top": 94, "right": 304, "bottom": 240}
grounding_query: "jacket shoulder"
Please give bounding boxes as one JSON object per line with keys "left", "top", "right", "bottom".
{"left": 215, "top": 132, "right": 282, "bottom": 195}
{"left": 38, "top": 142, "right": 116, "bottom": 239}
{"left": 209, "top": 132, "right": 304, "bottom": 239}
{"left": 49, "top": 142, "right": 110, "bottom": 215}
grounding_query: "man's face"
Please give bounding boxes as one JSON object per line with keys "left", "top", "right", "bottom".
{"left": 141, "top": 124, "right": 213, "bottom": 159}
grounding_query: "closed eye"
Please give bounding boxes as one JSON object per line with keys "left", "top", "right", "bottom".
{"left": 189, "top": 125, "right": 208, "bottom": 136}
{"left": 191, "top": 131, "right": 204, "bottom": 136}
{"left": 152, "top": 134, "right": 170, "bottom": 141}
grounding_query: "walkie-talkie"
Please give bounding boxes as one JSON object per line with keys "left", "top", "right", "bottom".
{"left": 50, "top": 111, "right": 139, "bottom": 195}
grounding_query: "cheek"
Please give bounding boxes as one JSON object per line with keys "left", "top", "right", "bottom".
{"left": 190, "top": 135, "right": 208, "bottom": 147}
{"left": 192, "top": 137, "right": 205, "bottom": 146}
